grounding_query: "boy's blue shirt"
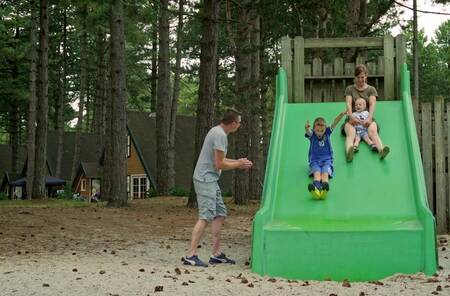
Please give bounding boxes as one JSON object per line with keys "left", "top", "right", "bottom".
{"left": 305, "top": 127, "right": 333, "bottom": 163}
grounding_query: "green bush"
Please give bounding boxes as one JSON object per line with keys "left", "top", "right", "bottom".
{"left": 223, "top": 191, "right": 232, "bottom": 197}
{"left": 146, "top": 187, "right": 157, "bottom": 198}
{"left": 55, "top": 186, "right": 75, "bottom": 200}
{"left": 0, "top": 192, "right": 9, "bottom": 200}
{"left": 168, "top": 187, "right": 190, "bottom": 197}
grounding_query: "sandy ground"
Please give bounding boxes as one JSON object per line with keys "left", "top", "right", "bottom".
{"left": 0, "top": 197, "right": 449, "bottom": 296}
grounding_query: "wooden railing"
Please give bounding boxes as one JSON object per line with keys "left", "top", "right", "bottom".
{"left": 281, "top": 35, "right": 406, "bottom": 103}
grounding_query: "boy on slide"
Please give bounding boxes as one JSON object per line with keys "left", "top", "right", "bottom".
{"left": 305, "top": 111, "right": 346, "bottom": 199}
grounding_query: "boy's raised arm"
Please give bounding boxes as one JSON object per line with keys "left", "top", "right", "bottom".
{"left": 331, "top": 111, "right": 347, "bottom": 130}
{"left": 305, "top": 120, "right": 311, "bottom": 136}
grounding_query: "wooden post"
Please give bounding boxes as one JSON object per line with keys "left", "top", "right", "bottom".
{"left": 434, "top": 96, "right": 447, "bottom": 233}
{"left": 304, "top": 64, "right": 312, "bottom": 102}
{"left": 412, "top": 96, "right": 421, "bottom": 146}
{"left": 383, "top": 35, "right": 395, "bottom": 100}
{"left": 395, "top": 34, "right": 406, "bottom": 100}
{"left": 293, "top": 36, "right": 304, "bottom": 103}
{"left": 447, "top": 102, "right": 450, "bottom": 234}
{"left": 421, "top": 102, "right": 434, "bottom": 213}
{"left": 281, "top": 36, "right": 293, "bottom": 102}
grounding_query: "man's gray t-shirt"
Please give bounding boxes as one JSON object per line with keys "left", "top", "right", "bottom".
{"left": 193, "top": 125, "right": 228, "bottom": 182}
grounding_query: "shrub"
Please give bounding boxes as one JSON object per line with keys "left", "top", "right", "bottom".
{"left": 0, "top": 192, "right": 9, "bottom": 200}
{"left": 168, "top": 187, "right": 190, "bottom": 197}
{"left": 146, "top": 187, "right": 157, "bottom": 198}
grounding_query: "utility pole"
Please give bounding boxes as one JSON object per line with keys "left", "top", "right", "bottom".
{"left": 413, "top": 0, "right": 419, "bottom": 100}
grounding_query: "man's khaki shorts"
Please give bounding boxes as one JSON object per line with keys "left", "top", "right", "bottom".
{"left": 194, "top": 180, "right": 227, "bottom": 222}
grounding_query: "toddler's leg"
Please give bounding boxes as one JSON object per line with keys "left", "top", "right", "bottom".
{"left": 363, "top": 134, "right": 373, "bottom": 146}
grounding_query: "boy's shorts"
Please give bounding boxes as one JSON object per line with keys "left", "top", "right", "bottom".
{"left": 309, "top": 160, "right": 333, "bottom": 178}
{"left": 194, "top": 180, "right": 227, "bottom": 223}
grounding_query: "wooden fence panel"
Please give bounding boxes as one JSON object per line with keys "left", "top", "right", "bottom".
{"left": 434, "top": 96, "right": 447, "bottom": 233}
{"left": 421, "top": 102, "right": 434, "bottom": 213}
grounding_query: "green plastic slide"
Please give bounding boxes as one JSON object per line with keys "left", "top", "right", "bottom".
{"left": 251, "top": 65, "right": 437, "bottom": 281}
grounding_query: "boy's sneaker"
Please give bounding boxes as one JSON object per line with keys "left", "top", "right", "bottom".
{"left": 379, "top": 146, "right": 390, "bottom": 160}
{"left": 319, "top": 182, "right": 329, "bottom": 200}
{"left": 182, "top": 255, "right": 208, "bottom": 267}
{"left": 308, "top": 183, "right": 315, "bottom": 192}
{"left": 370, "top": 144, "right": 378, "bottom": 152}
{"left": 353, "top": 145, "right": 359, "bottom": 153}
{"left": 209, "top": 253, "right": 236, "bottom": 264}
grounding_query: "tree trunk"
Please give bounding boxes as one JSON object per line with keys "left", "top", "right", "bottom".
{"left": 233, "top": 0, "right": 253, "bottom": 205}
{"left": 106, "top": 0, "right": 128, "bottom": 207}
{"left": 93, "top": 26, "right": 107, "bottom": 159}
{"left": 150, "top": 6, "right": 158, "bottom": 113}
{"left": 32, "top": 0, "right": 49, "bottom": 199}
{"left": 156, "top": 0, "right": 173, "bottom": 195}
{"left": 248, "top": 5, "right": 262, "bottom": 200}
{"left": 345, "top": 0, "right": 368, "bottom": 61}
{"left": 10, "top": 26, "right": 20, "bottom": 174}
{"left": 168, "top": 0, "right": 185, "bottom": 194}
{"left": 26, "top": 0, "right": 38, "bottom": 200}
{"left": 187, "top": 0, "right": 220, "bottom": 208}
{"left": 55, "top": 7, "right": 67, "bottom": 178}
{"left": 71, "top": 3, "right": 88, "bottom": 182}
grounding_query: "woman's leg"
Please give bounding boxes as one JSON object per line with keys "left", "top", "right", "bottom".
{"left": 368, "top": 122, "right": 383, "bottom": 151}
{"left": 344, "top": 123, "right": 356, "bottom": 161}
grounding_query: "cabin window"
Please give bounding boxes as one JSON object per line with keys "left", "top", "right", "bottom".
{"left": 81, "top": 179, "right": 87, "bottom": 191}
{"left": 131, "top": 175, "right": 148, "bottom": 198}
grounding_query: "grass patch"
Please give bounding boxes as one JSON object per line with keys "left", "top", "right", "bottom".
{"left": 0, "top": 198, "right": 106, "bottom": 209}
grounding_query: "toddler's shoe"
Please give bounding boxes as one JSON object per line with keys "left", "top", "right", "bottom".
{"left": 379, "top": 145, "right": 390, "bottom": 160}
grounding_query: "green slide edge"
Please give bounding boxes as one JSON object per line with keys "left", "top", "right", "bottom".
{"left": 250, "top": 65, "right": 437, "bottom": 279}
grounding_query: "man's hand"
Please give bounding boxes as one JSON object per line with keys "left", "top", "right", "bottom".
{"left": 305, "top": 120, "right": 310, "bottom": 130}
{"left": 238, "top": 158, "right": 253, "bottom": 169}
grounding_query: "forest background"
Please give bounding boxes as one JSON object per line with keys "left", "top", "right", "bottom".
{"left": 0, "top": 0, "right": 449, "bottom": 206}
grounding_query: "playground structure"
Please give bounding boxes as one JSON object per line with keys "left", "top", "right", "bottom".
{"left": 251, "top": 35, "right": 437, "bottom": 281}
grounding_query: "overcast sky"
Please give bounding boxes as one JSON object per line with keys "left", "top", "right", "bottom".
{"left": 390, "top": 0, "right": 450, "bottom": 38}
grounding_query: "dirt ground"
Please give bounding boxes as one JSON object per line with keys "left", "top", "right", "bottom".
{"left": 0, "top": 197, "right": 449, "bottom": 296}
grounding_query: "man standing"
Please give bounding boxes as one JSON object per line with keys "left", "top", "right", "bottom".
{"left": 182, "top": 109, "right": 253, "bottom": 267}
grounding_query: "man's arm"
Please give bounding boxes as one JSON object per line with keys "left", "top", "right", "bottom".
{"left": 330, "top": 111, "right": 347, "bottom": 130}
{"left": 215, "top": 150, "right": 252, "bottom": 171}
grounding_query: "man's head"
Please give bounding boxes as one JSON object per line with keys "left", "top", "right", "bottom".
{"left": 313, "top": 117, "right": 326, "bottom": 137}
{"left": 221, "top": 108, "right": 242, "bottom": 134}
{"left": 354, "top": 97, "right": 367, "bottom": 112}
